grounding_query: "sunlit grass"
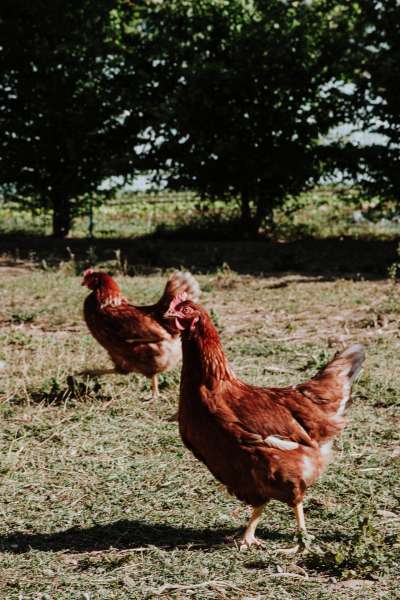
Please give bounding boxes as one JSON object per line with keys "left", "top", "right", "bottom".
{"left": 0, "top": 265, "right": 399, "bottom": 598}
{"left": 2, "top": 187, "right": 400, "bottom": 241}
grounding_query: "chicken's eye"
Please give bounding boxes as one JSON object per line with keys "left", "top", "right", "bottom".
{"left": 181, "top": 306, "right": 191, "bottom": 315}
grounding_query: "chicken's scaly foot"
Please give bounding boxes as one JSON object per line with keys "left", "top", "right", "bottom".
{"left": 238, "top": 505, "right": 266, "bottom": 552}
{"left": 276, "top": 531, "right": 315, "bottom": 556}
{"left": 239, "top": 535, "right": 266, "bottom": 552}
{"left": 275, "top": 502, "right": 315, "bottom": 555}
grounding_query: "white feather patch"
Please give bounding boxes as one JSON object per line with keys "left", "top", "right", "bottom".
{"left": 100, "top": 297, "right": 122, "bottom": 309}
{"left": 264, "top": 435, "right": 299, "bottom": 451}
{"left": 125, "top": 338, "right": 160, "bottom": 344}
{"left": 320, "top": 440, "right": 333, "bottom": 459}
{"left": 336, "top": 380, "right": 351, "bottom": 417}
{"left": 302, "top": 456, "right": 315, "bottom": 481}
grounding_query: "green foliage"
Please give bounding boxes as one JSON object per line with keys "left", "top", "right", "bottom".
{"left": 23, "top": 376, "right": 110, "bottom": 406}
{"left": 302, "top": 350, "right": 332, "bottom": 373}
{"left": 0, "top": 0, "right": 148, "bottom": 237}
{"left": 2, "top": 0, "right": 400, "bottom": 241}
{"left": 137, "top": 0, "right": 360, "bottom": 236}
{"left": 305, "top": 512, "right": 398, "bottom": 579}
{"left": 0, "top": 187, "right": 383, "bottom": 241}
{"left": 10, "top": 311, "right": 36, "bottom": 324}
{"left": 343, "top": 1, "right": 400, "bottom": 206}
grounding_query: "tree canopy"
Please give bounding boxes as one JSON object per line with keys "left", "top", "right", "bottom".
{"left": 349, "top": 0, "right": 400, "bottom": 204}
{"left": 0, "top": 0, "right": 398, "bottom": 238}
{"left": 137, "top": 0, "right": 359, "bottom": 235}
{"left": 0, "top": 0, "right": 149, "bottom": 237}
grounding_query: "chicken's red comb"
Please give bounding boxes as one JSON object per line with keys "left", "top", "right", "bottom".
{"left": 169, "top": 292, "right": 188, "bottom": 311}
{"left": 83, "top": 268, "right": 95, "bottom": 278}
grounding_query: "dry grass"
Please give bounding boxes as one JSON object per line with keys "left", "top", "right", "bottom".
{"left": 0, "top": 263, "right": 399, "bottom": 599}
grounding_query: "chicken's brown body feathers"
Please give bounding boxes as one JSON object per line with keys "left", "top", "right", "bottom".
{"left": 83, "top": 272, "right": 200, "bottom": 378}
{"left": 84, "top": 295, "right": 179, "bottom": 376}
{"left": 178, "top": 309, "right": 365, "bottom": 508}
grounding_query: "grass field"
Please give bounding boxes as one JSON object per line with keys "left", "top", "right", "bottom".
{"left": 0, "top": 261, "right": 399, "bottom": 599}
{"left": 1, "top": 187, "right": 400, "bottom": 241}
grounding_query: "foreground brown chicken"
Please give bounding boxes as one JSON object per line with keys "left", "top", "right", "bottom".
{"left": 164, "top": 294, "right": 365, "bottom": 551}
{"left": 81, "top": 270, "right": 200, "bottom": 399}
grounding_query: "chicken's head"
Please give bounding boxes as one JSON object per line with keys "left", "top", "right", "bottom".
{"left": 164, "top": 293, "right": 201, "bottom": 333}
{"left": 81, "top": 269, "right": 105, "bottom": 289}
{"left": 82, "top": 269, "right": 121, "bottom": 303}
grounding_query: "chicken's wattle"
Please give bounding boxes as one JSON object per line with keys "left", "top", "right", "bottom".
{"left": 175, "top": 317, "right": 185, "bottom": 331}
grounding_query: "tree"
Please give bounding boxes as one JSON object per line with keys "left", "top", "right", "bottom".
{"left": 0, "top": 0, "right": 148, "bottom": 237}
{"left": 138, "top": 0, "right": 359, "bottom": 236}
{"left": 347, "top": 1, "right": 400, "bottom": 206}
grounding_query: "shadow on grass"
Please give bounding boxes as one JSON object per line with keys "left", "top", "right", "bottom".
{"left": 0, "top": 520, "right": 289, "bottom": 554}
{"left": 0, "top": 519, "right": 352, "bottom": 555}
{"left": 9, "top": 376, "right": 112, "bottom": 407}
{"left": 0, "top": 234, "right": 397, "bottom": 277}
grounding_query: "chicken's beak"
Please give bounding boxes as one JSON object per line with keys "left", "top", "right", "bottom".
{"left": 164, "top": 309, "right": 177, "bottom": 320}
{"left": 164, "top": 310, "right": 186, "bottom": 331}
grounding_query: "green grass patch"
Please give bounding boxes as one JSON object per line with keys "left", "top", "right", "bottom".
{"left": 0, "top": 267, "right": 399, "bottom": 598}
{"left": 2, "top": 187, "right": 400, "bottom": 242}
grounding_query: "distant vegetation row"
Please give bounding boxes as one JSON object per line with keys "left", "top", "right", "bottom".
{"left": 1, "top": 1, "right": 399, "bottom": 238}
{"left": 2, "top": 188, "right": 399, "bottom": 244}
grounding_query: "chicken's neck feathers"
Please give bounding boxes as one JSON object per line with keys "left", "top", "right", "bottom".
{"left": 181, "top": 314, "right": 234, "bottom": 385}
{"left": 94, "top": 278, "right": 124, "bottom": 309}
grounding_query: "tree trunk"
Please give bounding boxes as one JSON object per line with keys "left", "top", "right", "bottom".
{"left": 52, "top": 196, "right": 71, "bottom": 238}
{"left": 240, "top": 191, "right": 267, "bottom": 238}
{"left": 255, "top": 200, "right": 273, "bottom": 233}
{"left": 241, "top": 189, "right": 252, "bottom": 233}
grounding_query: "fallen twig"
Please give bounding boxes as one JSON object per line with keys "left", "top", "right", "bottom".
{"left": 145, "top": 579, "right": 245, "bottom": 597}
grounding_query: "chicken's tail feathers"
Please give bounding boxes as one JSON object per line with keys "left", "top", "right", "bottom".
{"left": 297, "top": 343, "right": 366, "bottom": 417}
{"left": 320, "top": 343, "right": 366, "bottom": 385}
{"left": 158, "top": 271, "right": 200, "bottom": 311}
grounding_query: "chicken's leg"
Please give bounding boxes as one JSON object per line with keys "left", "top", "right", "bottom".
{"left": 151, "top": 374, "right": 159, "bottom": 400}
{"left": 276, "top": 502, "right": 314, "bottom": 555}
{"left": 294, "top": 502, "right": 315, "bottom": 551}
{"left": 294, "top": 502, "right": 306, "bottom": 532}
{"left": 239, "top": 505, "right": 266, "bottom": 551}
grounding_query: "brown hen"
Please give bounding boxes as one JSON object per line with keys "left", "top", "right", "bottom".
{"left": 164, "top": 295, "right": 365, "bottom": 551}
{"left": 82, "top": 270, "right": 200, "bottom": 399}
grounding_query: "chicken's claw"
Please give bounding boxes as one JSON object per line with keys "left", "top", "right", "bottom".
{"left": 276, "top": 531, "right": 315, "bottom": 555}
{"left": 239, "top": 536, "right": 266, "bottom": 552}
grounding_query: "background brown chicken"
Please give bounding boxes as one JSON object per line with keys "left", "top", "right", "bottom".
{"left": 82, "top": 270, "right": 200, "bottom": 399}
{"left": 164, "top": 295, "right": 365, "bottom": 551}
